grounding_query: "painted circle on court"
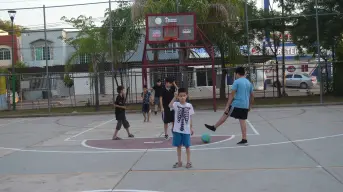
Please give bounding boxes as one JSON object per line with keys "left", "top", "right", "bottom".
{"left": 1, "top": 133, "right": 343, "bottom": 153}
{"left": 83, "top": 136, "right": 232, "bottom": 150}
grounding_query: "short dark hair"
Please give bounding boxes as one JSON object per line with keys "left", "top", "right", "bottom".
{"left": 235, "top": 67, "right": 245, "bottom": 76}
{"left": 165, "top": 77, "right": 174, "bottom": 83}
{"left": 156, "top": 79, "right": 161, "bottom": 82}
{"left": 117, "top": 86, "right": 124, "bottom": 93}
{"left": 178, "top": 88, "right": 187, "bottom": 94}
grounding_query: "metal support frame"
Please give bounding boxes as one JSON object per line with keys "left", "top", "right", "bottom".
{"left": 141, "top": 26, "right": 217, "bottom": 111}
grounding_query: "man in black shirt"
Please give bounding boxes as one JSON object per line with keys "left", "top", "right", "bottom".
{"left": 160, "top": 77, "right": 178, "bottom": 139}
{"left": 112, "top": 86, "right": 134, "bottom": 140}
{"left": 152, "top": 79, "right": 163, "bottom": 115}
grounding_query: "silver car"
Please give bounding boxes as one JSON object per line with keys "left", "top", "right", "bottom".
{"left": 285, "top": 73, "right": 314, "bottom": 89}
{"left": 273, "top": 73, "right": 314, "bottom": 89}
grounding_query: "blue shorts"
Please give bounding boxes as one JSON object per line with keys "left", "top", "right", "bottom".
{"left": 172, "top": 132, "right": 191, "bottom": 148}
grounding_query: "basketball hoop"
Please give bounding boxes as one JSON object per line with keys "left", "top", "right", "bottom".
{"left": 164, "top": 37, "right": 177, "bottom": 41}
{"left": 163, "top": 23, "right": 179, "bottom": 41}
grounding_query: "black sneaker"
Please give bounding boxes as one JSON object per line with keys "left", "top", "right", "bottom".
{"left": 237, "top": 139, "right": 248, "bottom": 145}
{"left": 164, "top": 134, "right": 169, "bottom": 140}
{"left": 155, "top": 111, "right": 157, "bottom": 115}
{"left": 204, "top": 124, "right": 216, "bottom": 132}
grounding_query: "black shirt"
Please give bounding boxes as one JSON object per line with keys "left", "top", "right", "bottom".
{"left": 153, "top": 85, "right": 163, "bottom": 97}
{"left": 161, "top": 86, "right": 176, "bottom": 107}
{"left": 115, "top": 94, "right": 126, "bottom": 119}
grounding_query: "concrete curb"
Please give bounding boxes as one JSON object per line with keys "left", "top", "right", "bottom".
{"left": 1, "top": 102, "right": 343, "bottom": 119}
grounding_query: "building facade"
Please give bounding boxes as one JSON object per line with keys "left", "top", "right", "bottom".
{"left": 21, "top": 29, "right": 80, "bottom": 67}
{"left": 0, "top": 30, "right": 20, "bottom": 67}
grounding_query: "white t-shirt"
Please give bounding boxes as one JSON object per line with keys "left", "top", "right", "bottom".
{"left": 171, "top": 102, "right": 195, "bottom": 134}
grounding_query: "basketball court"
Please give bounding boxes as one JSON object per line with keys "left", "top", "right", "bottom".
{"left": 0, "top": 105, "right": 343, "bottom": 192}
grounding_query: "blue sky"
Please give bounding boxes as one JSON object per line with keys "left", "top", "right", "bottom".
{"left": 0, "top": 0, "right": 266, "bottom": 29}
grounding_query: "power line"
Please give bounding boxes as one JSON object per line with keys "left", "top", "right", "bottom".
{"left": 0, "top": 0, "right": 133, "bottom": 11}
{"left": 0, "top": 10, "right": 339, "bottom": 33}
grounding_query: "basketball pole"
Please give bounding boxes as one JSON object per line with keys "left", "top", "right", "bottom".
{"left": 244, "top": 0, "right": 251, "bottom": 80}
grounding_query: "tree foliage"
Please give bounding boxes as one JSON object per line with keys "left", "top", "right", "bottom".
{"left": 280, "top": 0, "right": 343, "bottom": 59}
{"left": 60, "top": 15, "right": 108, "bottom": 110}
{"left": 277, "top": 0, "right": 343, "bottom": 94}
{"left": 0, "top": 19, "right": 25, "bottom": 36}
{"left": 132, "top": 0, "right": 246, "bottom": 98}
{"left": 102, "top": 4, "right": 142, "bottom": 70}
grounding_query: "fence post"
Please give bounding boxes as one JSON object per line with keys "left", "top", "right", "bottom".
{"left": 315, "top": 0, "right": 323, "bottom": 103}
{"left": 108, "top": 0, "right": 116, "bottom": 105}
{"left": 43, "top": 5, "right": 51, "bottom": 112}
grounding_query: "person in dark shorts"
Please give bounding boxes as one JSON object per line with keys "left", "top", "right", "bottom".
{"left": 112, "top": 86, "right": 134, "bottom": 140}
{"left": 152, "top": 79, "right": 163, "bottom": 115}
{"left": 160, "top": 77, "right": 178, "bottom": 139}
{"left": 141, "top": 85, "right": 152, "bottom": 122}
{"left": 204, "top": 67, "right": 254, "bottom": 145}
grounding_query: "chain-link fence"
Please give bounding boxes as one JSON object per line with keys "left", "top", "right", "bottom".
{"left": 0, "top": 61, "right": 332, "bottom": 111}
{"left": 0, "top": 0, "right": 341, "bottom": 112}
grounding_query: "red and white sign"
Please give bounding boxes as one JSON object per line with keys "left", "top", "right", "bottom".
{"left": 152, "top": 30, "right": 161, "bottom": 38}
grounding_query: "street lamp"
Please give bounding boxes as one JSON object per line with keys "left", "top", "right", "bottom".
{"left": 8, "top": 10, "right": 16, "bottom": 110}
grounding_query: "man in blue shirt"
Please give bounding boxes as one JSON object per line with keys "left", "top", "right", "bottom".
{"left": 205, "top": 67, "right": 254, "bottom": 145}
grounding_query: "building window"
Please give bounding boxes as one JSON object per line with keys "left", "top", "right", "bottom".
{"left": 0, "top": 48, "right": 11, "bottom": 60}
{"left": 34, "top": 46, "right": 51, "bottom": 60}
{"left": 79, "top": 54, "right": 91, "bottom": 64}
{"left": 301, "top": 64, "right": 308, "bottom": 72}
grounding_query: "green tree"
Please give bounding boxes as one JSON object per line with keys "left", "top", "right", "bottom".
{"left": 280, "top": 0, "right": 343, "bottom": 94}
{"left": 102, "top": 4, "right": 142, "bottom": 86}
{"left": 0, "top": 19, "right": 25, "bottom": 36}
{"left": 60, "top": 15, "right": 108, "bottom": 111}
{"left": 251, "top": 9, "right": 285, "bottom": 97}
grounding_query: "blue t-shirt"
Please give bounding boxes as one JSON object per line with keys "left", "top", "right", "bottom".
{"left": 231, "top": 77, "right": 253, "bottom": 109}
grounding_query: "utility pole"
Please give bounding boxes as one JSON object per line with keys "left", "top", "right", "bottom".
{"left": 244, "top": 0, "right": 251, "bottom": 80}
{"left": 109, "top": 0, "right": 115, "bottom": 105}
{"left": 43, "top": 5, "right": 51, "bottom": 112}
{"left": 281, "top": 0, "right": 286, "bottom": 96}
{"left": 315, "top": 0, "right": 322, "bottom": 103}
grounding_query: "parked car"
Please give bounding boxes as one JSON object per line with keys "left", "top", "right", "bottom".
{"left": 273, "top": 73, "right": 314, "bottom": 89}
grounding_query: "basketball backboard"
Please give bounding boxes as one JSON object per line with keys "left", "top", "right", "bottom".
{"left": 146, "top": 13, "right": 197, "bottom": 44}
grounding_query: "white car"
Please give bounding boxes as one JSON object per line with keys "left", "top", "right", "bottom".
{"left": 274, "top": 73, "right": 315, "bottom": 89}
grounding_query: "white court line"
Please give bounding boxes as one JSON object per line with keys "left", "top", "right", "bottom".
{"left": 247, "top": 120, "right": 260, "bottom": 135}
{"left": 0, "top": 118, "right": 39, "bottom": 127}
{"left": 1, "top": 133, "right": 342, "bottom": 153}
{"left": 64, "top": 119, "right": 114, "bottom": 141}
{"left": 144, "top": 141, "right": 163, "bottom": 144}
{"left": 82, "top": 189, "right": 162, "bottom": 192}
{"left": 53, "top": 133, "right": 258, "bottom": 142}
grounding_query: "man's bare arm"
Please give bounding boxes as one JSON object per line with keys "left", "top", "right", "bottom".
{"left": 249, "top": 92, "right": 254, "bottom": 110}
{"left": 168, "top": 93, "right": 177, "bottom": 109}
{"left": 160, "top": 96, "right": 163, "bottom": 111}
{"left": 113, "top": 104, "right": 126, "bottom": 109}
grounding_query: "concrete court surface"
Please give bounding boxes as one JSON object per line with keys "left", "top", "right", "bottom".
{"left": 0, "top": 105, "right": 343, "bottom": 192}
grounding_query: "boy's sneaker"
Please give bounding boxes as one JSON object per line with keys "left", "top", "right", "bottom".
{"left": 237, "top": 139, "right": 248, "bottom": 145}
{"left": 164, "top": 134, "right": 169, "bottom": 140}
{"left": 154, "top": 111, "right": 157, "bottom": 115}
{"left": 204, "top": 124, "right": 216, "bottom": 132}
